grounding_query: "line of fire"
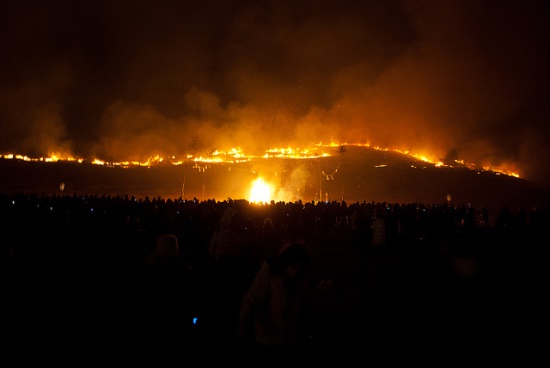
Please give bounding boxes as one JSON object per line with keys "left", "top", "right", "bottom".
{"left": 0, "top": 142, "right": 520, "bottom": 205}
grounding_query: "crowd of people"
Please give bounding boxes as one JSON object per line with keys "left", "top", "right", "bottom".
{"left": 1, "top": 191, "right": 547, "bottom": 362}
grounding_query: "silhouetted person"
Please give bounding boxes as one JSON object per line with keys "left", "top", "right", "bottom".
{"left": 238, "top": 242, "right": 320, "bottom": 361}
{"left": 249, "top": 217, "right": 281, "bottom": 264}
{"left": 122, "top": 233, "right": 197, "bottom": 349}
{"left": 209, "top": 206, "right": 244, "bottom": 262}
{"left": 204, "top": 206, "right": 254, "bottom": 346}
{"left": 371, "top": 206, "right": 387, "bottom": 249}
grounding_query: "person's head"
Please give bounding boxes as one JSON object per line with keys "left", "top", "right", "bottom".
{"left": 262, "top": 217, "right": 274, "bottom": 232}
{"left": 269, "top": 242, "right": 310, "bottom": 281}
{"left": 148, "top": 234, "right": 180, "bottom": 265}
{"left": 219, "top": 207, "right": 234, "bottom": 229}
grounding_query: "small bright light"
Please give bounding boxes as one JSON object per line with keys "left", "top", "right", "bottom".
{"left": 249, "top": 177, "right": 273, "bottom": 204}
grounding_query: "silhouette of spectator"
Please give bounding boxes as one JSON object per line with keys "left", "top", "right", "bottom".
{"left": 121, "top": 233, "right": 197, "bottom": 347}
{"left": 209, "top": 206, "right": 244, "bottom": 262}
{"left": 248, "top": 217, "right": 280, "bottom": 264}
{"left": 237, "top": 242, "right": 319, "bottom": 361}
{"left": 262, "top": 217, "right": 274, "bottom": 235}
{"left": 203, "top": 206, "right": 253, "bottom": 346}
{"left": 144, "top": 233, "right": 189, "bottom": 268}
{"left": 371, "top": 205, "right": 387, "bottom": 249}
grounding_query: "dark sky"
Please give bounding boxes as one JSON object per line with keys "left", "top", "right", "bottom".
{"left": 1, "top": 0, "right": 549, "bottom": 187}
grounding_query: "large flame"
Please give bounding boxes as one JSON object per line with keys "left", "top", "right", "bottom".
{"left": 0, "top": 141, "right": 521, "bottom": 178}
{"left": 0, "top": 141, "right": 524, "bottom": 205}
{"left": 249, "top": 177, "right": 274, "bottom": 204}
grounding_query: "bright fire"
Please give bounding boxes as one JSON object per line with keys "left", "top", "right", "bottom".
{"left": 249, "top": 177, "right": 273, "bottom": 204}
{"left": 0, "top": 141, "right": 521, "bottom": 179}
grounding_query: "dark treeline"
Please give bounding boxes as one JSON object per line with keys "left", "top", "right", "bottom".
{"left": 1, "top": 191, "right": 548, "bottom": 363}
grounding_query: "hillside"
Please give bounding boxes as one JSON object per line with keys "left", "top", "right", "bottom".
{"left": 1, "top": 145, "right": 548, "bottom": 214}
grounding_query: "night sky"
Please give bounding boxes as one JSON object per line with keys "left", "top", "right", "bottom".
{"left": 1, "top": 0, "right": 549, "bottom": 187}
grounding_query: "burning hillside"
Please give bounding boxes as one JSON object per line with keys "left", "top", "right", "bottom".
{"left": 1, "top": 143, "right": 546, "bottom": 214}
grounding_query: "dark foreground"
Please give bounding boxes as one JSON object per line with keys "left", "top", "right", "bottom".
{"left": 2, "top": 193, "right": 547, "bottom": 365}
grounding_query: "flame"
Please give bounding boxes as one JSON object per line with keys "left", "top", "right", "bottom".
{"left": 249, "top": 177, "right": 274, "bottom": 204}
{"left": 92, "top": 158, "right": 106, "bottom": 165}
{"left": 0, "top": 141, "right": 522, "bottom": 179}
